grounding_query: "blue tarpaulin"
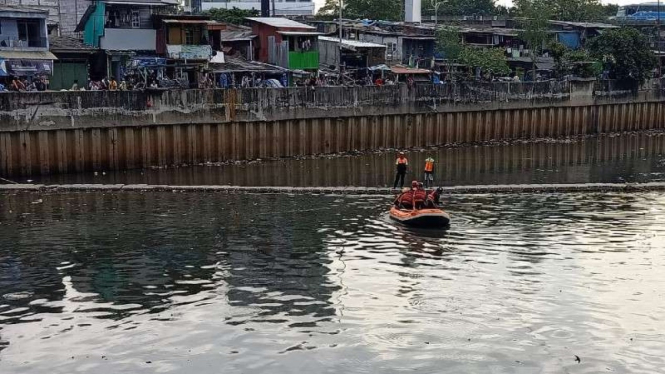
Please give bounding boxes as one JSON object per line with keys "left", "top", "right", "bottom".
{"left": 558, "top": 32, "right": 581, "bottom": 49}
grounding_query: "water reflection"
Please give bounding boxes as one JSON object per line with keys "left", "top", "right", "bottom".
{"left": 23, "top": 132, "right": 665, "bottom": 187}
{"left": 0, "top": 191, "right": 664, "bottom": 373}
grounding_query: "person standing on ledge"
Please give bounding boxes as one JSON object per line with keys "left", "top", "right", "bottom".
{"left": 394, "top": 152, "right": 409, "bottom": 189}
{"left": 423, "top": 156, "right": 435, "bottom": 188}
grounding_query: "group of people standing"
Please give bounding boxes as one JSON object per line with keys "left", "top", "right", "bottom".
{"left": 393, "top": 151, "right": 442, "bottom": 210}
{"left": 393, "top": 152, "right": 436, "bottom": 189}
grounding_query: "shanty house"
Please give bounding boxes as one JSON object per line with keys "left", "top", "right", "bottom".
{"left": 0, "top": 5, "right": 56, "bottom": 80}
{"left": 247, "top": 17, "right": 321, "bottom": 71}
{"left": 318, "top": 36, "right": 386, "bottom": 70}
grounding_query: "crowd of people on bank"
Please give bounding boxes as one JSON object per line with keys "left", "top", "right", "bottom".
{"left": 0, "top": 76, "right": 50, "bottom": 92}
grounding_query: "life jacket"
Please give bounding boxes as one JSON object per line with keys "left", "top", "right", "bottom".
{"left": 399, "top": 191, "right": 414, "bottom": 206}
{"left": 414, "top": 189, "right": 427, "bottom": 203}
{"left": 424, "top": 158, "right": 434, "bottom": 172}
{"left": 396, "top": 156, "right": 408, "bottom": 172}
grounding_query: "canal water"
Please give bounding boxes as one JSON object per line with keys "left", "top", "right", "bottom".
{"left": 19, "top": 132, "right": 665, "bottom": 187}
{"left": 0, "top": 191, "right": 663, "bottom": 373}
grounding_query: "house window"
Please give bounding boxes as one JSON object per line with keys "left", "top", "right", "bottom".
{"left": 17, "top": 21, "right": 29, "bottom": 41}
{"left": 131, "top": 10, "right": 140, "bottom": 28}
{"left": 185, "top": 29, "right": 194, "bottom": 45}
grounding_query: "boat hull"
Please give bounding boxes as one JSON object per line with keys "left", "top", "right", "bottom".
{"left": 389, "top": 207, "right": 451, "bottom": 228}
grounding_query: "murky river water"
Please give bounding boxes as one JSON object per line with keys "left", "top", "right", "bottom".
{"left": 1, "top": 191, "right": 664, "bottom": 373}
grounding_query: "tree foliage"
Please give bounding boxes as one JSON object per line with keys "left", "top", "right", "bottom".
{"left": 435, "top": 27, "right": 509, "bottom": 76}
{"left": 514, "top": 0, "right": 617, "bottom": 22}
{"left": 422, "top": 0, "right": 497, "bottom": 17}
{"left": 203, "top": 7, "right": 259, "bottom": 25}
{"left": 550, "top": 0, "right": 613, "bottom": 21}
{"left": 587, "top": 27, "right": 656, "bottom": 84}
{"left": 549, "top": 41, "right": 600, "bottom": 78}
{"left": 459, "top": 47, "right": 511, "bottom": 75}
{"left": 435, "top": 27, "right": 463, "bottom": 60}
{"left": 317, "top": 0, "right": 402, "bottom": 21}
{"left": 515, "top": 0, "right": 553, "bottom": 75}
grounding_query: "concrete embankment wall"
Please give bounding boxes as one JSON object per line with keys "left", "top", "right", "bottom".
{"left": 0, "top": 82, "right": 663, "bottom": 177}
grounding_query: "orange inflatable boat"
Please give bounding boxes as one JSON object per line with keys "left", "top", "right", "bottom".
{"left": 389, "top": 206, "right": 451, "bottom": 228}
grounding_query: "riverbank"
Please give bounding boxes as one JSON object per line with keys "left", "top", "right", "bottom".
{"left": 1, "top": 82, "right": 664, "bottom": 177}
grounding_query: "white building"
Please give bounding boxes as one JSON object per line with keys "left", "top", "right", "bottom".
{"left": 201, "top": 0, "right": 314, "bottom": 16}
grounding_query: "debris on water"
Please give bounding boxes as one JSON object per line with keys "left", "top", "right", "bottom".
{"left": 575, "top": 355, "right": 581, "bottom": 363}
{"left": 31, "top": 199, "right": 43, "bottom": 204}
{"left": 145, "top": 360, "right": 152, "bottom": 364}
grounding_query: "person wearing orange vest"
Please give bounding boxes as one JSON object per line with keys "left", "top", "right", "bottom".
{"left": 393, "top": 152, "right": 409, "bottom": 189}
{"left": 423, "top": 156, "right": 435, "bottom": 188}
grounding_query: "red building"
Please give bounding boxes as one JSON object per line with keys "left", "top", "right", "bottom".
{"left": 246, "top": 17, "right": 320, "bottom": 71}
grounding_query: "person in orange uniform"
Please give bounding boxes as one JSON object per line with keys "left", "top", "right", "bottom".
{"left": 393, "top": 152, "right": 408, "bottom": 189}
{"left": 423, "top": 156, "right": 435, "bottom": 188}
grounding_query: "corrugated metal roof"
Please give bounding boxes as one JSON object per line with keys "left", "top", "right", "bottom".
{"left": 277, "top": 31, "right": 322, "bottom": 36}
{"left": 104, "top": 0, "right": 178, "bottom": 5}
{"left": 0, "top": 5, "right": 48, "bottom": 14}
{"left": 162, "top": 19, "right": 216, "bottom": 24}
{"left": 390, "top": 66, "right": 430, "bottom": 74}
{"left": 0, "top": 50, "right": 57, "bottom": 60}
{"left": 210, "top": 55, "right": 288, "bottom": 74}
{"left": 247, "top": 17, "right": 315, "bottom": 29}
{"left": 220, "top": 30, "right": 256, "bottom": 42}
{"left": 549, "top": 20, "right": 618, "bottom": 29}
{"left": 319, "top": 36, "right": 386, "bottom": 49}
{"left": 49, "top": 36, "right": 96, "bottom": 52}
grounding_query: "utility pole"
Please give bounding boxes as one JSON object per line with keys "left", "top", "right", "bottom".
{"left": 659, "top": 0, "right": 662, "bottom": 78}
{"left": 433, "top": 1, "right": 445, "bottom": 30}
{"left": 339, "top": 0, "right": 343, "bottom": 76}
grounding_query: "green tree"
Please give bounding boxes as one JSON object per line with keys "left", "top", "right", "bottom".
{"left": 435, "top": 27, "right": 509, "bottom": 77}
{"left": 515, "top": 0, "right": 617, "bottom": 22}
{"left": 422, "top": 0, "right": 497, "bottom": 17}
{"left": 587, "top": 27, "right": 656, "bottom": 84}
{"left": 317, "top": 0, "right": 402, "bottom": 21}
{"left": 203, "top": 7, "right": 259, "bottom": 25}
{"left": 549, "top": 41, "right": 601, "bottom": 78}
{"left": 435, "top": 27, "right": 463, "bottom": 60}
{"left": 550, "top": 0, "right": 610, "bottom": 21}
{"left": 515, "top": 0, "right": 554, "bottom": 78}
{"left": 459, "top": 47, "right": 511, "bottom": 76}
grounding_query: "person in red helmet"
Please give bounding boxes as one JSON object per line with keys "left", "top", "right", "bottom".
{"left": 394, "top": 180, "right": 419, "bottom": 209}
{"left": 425, "top": 187, "right": 444, "bottom": 208}
{"left": 413, "top": 182, "right": 427, "bottom": 209}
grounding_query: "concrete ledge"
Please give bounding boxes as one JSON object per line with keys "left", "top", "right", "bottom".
{"left": 1, "top": 183, "right": 665, "bottom": 194}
